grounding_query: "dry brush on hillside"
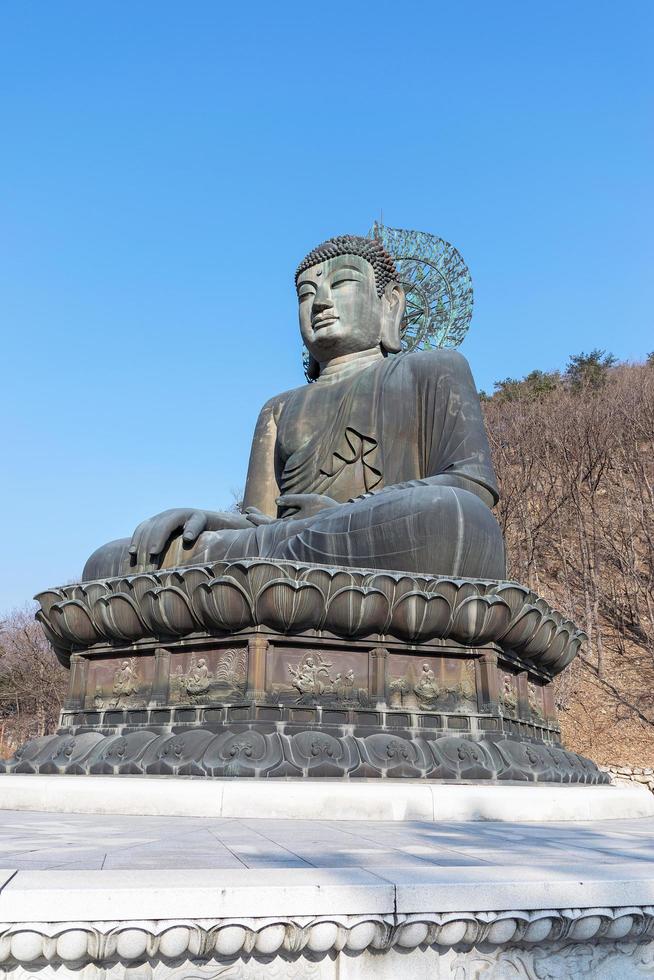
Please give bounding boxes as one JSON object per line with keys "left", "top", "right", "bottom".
{"left": 484, "top": 356, "right": 654, "bottom": 764}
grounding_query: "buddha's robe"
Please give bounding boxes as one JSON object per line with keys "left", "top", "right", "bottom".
{"left": 85, "top": 350, "right": 506, "bottom": 579}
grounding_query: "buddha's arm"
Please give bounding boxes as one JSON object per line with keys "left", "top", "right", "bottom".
{"left": 242, "top": 397, "right": 282, "bottom": 518}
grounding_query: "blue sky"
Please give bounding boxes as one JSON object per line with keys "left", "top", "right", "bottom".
{"left": 1, "top": 1, "right": 652, "bottom": 610}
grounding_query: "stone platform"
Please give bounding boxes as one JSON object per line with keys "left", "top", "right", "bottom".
{"left": 0, "top": 774, "right": 652, "bottom": 822}
{"left": 4, "top": 559, "right": 609, "bottom": 784}
{"left": 1, "top": 806, "right": 654, "bottom": 977}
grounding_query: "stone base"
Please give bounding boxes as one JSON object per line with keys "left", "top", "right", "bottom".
{"left": 0, "top": 774, "right": 651, "bottom": 820}
{"left": 14, "top": 559, "right": 608, "bottom": 785}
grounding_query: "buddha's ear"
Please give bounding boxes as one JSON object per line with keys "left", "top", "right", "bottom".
{"left": 380, "top": 281, "right": 405, "bottom": 354}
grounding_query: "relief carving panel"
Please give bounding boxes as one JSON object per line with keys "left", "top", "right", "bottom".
{"left": 86, "top": 655, "right": 154, "bottom": 710}
{"left": 388, "top": 655, "right": 476, "bottom": 712}
{"left": 170, "top": 648, "right": 247, "bottom": 704}
{"left": 267, "top": 649, "right": 368, "bottom": 706}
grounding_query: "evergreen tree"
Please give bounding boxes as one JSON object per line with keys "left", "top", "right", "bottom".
{"left": 565, "top": 349, "right": 617, "bottom": 390}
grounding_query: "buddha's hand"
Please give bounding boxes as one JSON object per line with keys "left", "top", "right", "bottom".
{"left": 129, "top": 508, "right": 249, "bottom": 566}
{"left": 277, "top": 493, "right": 338, "bottom": 519}
{"left": 245, "top": 494, "right": 337, "bottom": 526}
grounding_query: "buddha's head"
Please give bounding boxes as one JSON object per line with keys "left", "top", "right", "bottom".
{"left": 295, "top": 235, "right": 405, "bottom": 379}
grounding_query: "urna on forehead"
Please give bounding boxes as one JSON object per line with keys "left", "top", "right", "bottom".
{"left": 295, "top": 234, "right": 398, "bottom": 297}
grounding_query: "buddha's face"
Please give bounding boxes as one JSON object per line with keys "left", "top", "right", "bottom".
{"left": 297, "top": 254, "right": 385, "bottom": 362}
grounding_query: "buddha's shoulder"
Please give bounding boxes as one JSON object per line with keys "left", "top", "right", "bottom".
{"left": 398, "top": 348, "right": 472, "bottom": 379}
{"left": 256, "top": 384, "right": 305, "bottom": 419}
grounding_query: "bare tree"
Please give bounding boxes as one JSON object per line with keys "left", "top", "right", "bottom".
{"left": 0, "top": 609, "right": 67, "bottom": 757}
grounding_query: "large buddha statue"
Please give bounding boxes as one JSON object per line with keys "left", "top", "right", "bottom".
{"left": 84, "top": 235, "right": 505, "bottom": 581}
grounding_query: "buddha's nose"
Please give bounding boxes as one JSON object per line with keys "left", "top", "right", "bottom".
{"left": 313, "top": 290, "right": 334, "bottom": 312}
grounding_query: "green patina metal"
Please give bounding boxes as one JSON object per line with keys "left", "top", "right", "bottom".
{"left": 369, "top": 222, "right": 474, "bottom": 352}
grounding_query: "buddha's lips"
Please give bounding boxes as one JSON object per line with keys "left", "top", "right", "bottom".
{"left": 313, "top": 315, "right": 339, "bottom": 329}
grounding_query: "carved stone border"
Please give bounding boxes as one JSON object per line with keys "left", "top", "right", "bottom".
{"left": 0, "top": 907, "right": 652, "bottom": 965}
{"left": 2, "top": 730, "right": 608, "bottom": 783}
{"left": 36, "top": 559, "right": 585, "bottom": 676}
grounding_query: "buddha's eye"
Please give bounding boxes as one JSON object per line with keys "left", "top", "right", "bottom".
{"left": 298, "top": 286, "right": 316, "bottom": 300}
{"left": 332, "top": 277, "right": 360, "bottom": 288}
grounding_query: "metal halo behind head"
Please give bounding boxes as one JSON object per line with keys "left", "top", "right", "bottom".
{"left": 369, "top": 222, "right": 474, "bottom": 352}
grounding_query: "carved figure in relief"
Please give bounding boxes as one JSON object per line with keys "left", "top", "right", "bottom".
{"left": 110, "top": 658, "right": 140, "bottom": 707}
{"left": 185, "top": 657, "right": 211, "bottom": 696}
{"left": 449, "top": 664, "right": 476, "bottom": 706}
{"left": 333, "top": 668, "right": 355, "bottom": 700}
{"left": 528, "top": 681, "right": 543, "bottom": 718}
{"left": 84, "top": 235, "right": 505, "bottom": 583}
{"left": 288, "top": 654, "right": 334, "bottom": 701}
{"left": 501, "top": 674, "right": 518, "bottom": 712}
{"left": 414, "top": 663, "right": 439, "bottom": 704}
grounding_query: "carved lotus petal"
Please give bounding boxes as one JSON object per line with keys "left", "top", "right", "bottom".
{"left": 94, "top": 594, "right": 147, "bottom": 642}
{"left": 520, "top": 615, "right": 558, "bottom": 658}
{"left": 126, "top": 574, "right": 162, "bottom": 603}
{"left": 299, "top": 566, "right": 355, "bottom": 603}
{"left": 35, "top": 608, "right": 71, "bottom": 649}
{"left": 451, "top": 581, "right": 482, "bottom": 606}
{"left": 362, "top": 572, "right": 408, "bottom": 608}
{"left": 328, "top": 571, "right": 360, "bottom": 598}
{"left": 498, "top": 606, "right": 542, "bottom": 650}
{"left": 205, "top": 561, "right": 231, "bottom": 582}
{"left": 551, "top": 633, "right": 585, "bottom": 673}
{"left": 111, "top": 578, "right": 133, "bottom": 596}
{"left": 169, "top": 566, "right": 212, "bottom": 596}
{"left": 449, "top": 595, "right": 511, "bottom": 645}
{"left": 194, "top": 577, "right": 254, "bottom": 632}
{"left": 141, "top": 586, "right": 200, "bottom": 635}
{"left": 424, "top": 579, "right": 460, "bottom": 605}
{"left": 275, "top": 561, "right": 311, "bottom": 579}
{"left": 489, "top": 584, "right": 531, "bottom": 618}
{"left": 49, "top": 600, "right": 102, "bottom": 646}
{"left": 297, "top": 566, "right": 332, "bottom": 596}
{"left": 255, "top": 579, "right": 323, "bottom": 633}
{"left": 223, "top": 560, "right": 291, "bottom": 603}
{"left": 60, "top": 584, "right": 86, "bottom": 601}
{"left": 34, "top": 589, "right": 66, "bottom": 618}
{"left": 390, "top": 591, "right": 451, "bottom": 642}
{"left": 325, "top": 586, "right": 390, "bottom": 638}
{"left": 538, "top": 625, "right": 572, "bottom": 666}
{"left": 80, "top": 582, "right": 111, "bottom": 606}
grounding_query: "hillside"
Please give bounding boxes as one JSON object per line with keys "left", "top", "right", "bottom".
{"left": 2, "top": 353, "right": 653, "bottom": 766}
{"left": 483, "top": 354, "right": 654, "bottom": 764}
